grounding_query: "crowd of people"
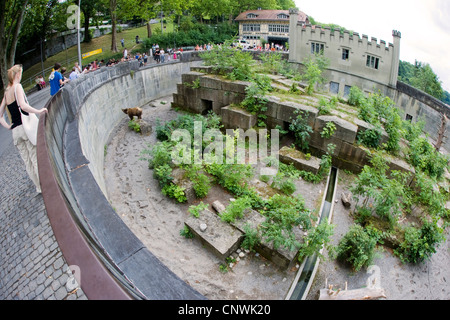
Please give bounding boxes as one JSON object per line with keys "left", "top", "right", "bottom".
{"left": 42, "top": 39, "right": 286, "bottom": 97}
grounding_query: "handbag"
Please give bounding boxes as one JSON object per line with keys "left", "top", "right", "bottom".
{"left": 14, "top": 84, "right": 39, "bottom": 146}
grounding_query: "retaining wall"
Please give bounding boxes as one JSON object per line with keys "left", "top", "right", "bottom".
{"left": 37, "top": 53, "right": 205, "bottom": 300}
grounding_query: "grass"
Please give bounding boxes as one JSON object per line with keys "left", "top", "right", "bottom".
{"left": 21, "top": 21, "right": 174, "bottom": 91}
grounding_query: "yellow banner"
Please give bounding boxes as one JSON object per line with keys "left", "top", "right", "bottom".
{"left": 82, "top": 48, "right": 102, "bottom": 59}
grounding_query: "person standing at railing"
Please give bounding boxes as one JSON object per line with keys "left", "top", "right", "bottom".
{"left": 49, "top": 63, "right": 69, "bottom": 96}
{"left": 0, "top": 65, "right": 48, "bottom": 193}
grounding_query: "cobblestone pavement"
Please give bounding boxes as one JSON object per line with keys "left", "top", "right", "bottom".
{"left": 0, "top": 87, "right": 87, "bottom": 300}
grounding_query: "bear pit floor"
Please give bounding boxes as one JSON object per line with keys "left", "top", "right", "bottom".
{"left": 103, "top": 95, "right": 450, "bottom": 300}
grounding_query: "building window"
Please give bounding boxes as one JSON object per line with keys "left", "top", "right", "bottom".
{"left": 247, "top": 13, "right": 258, "bottom": 19}
{"left": 330, "top": 82, "right": 340, "bottom": 94}
{"left": 277, "top": 14, "right": 289, "bottom": 19}
{"left": 243, "top": 24, "right": 261, "bottom": 32}
{"left": 342, "top": 48, "right": 350, "bottom": 60}
{"left": 344, "top": 85, "right": 352, "bottom": 98}
{"left": 268, "top": 24, "right": 289, "bottom": 33}
{"left": 311, "top": 42, "right": 324, "bottom": 54}
{"left": 366, "top": 55, "right": 380, "bottom": 69}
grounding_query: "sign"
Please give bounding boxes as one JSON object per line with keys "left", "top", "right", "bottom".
{"left": 82, "top": 48, "right": 102, "bottom": 59}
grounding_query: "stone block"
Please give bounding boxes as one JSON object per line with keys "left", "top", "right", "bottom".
{"left": 171, "top": 168, "right": 196, "bottom": 204}
{"left": 277, "top": 101, "right": 318, "bottom": 126}
{"left": 354, "top": 118, "right": 389, "bottom": 145}
{"left": 181, "top": 71, "right": 204, "bottom": 85}
{"left": 264, "top": 96, "right": 281, "bottom": 118}
{"left": 279, "top": 146, "right": 321, "bottom": 174}
{"left": 255, "top": 228, "right": 305, "bottom": 270}
{"left": 172, "top": 93, "right": 186, "bottom": 108}
{"left": 386, "top": 156, "right": 416, "bottom": 185}
{"left": 185, "top": 210, "right": 243, "bottom": 260}
{"left": 221, "top": 106, "right": 257, "bottom": 130}
{"left": 190, "top": 65, "right": 213, "bottom": 74}
{"left": 309, "top": 130, "right": 343, "bottom": 157}
{"left": 265, "top": 116, "right": 286, "bottom": 130}
{"left": 229, "top": 209, "right": 266, "bottom": 234}
{"left": 221, "top": 80, "right": 252, "bottom": 94}
{"left": 313, "top": 115, "right": 358, "bottom": 144}
{"left": 198, "top": 87, "right": 218, "bottom": 103}
{"left": 338, "top": 142, "right": 371, "bottom": 167}
{"left": 199, "top": 75, "right": 223, "bottom": 90}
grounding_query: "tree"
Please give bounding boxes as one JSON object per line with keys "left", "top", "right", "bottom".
{"left": 110, "top": 0, "right": 118, "bottom": 52}
{"left": 79, "top": 0, "right": 97, "bottom": 43}
{"left": 275, "top": 0, "right": 296, "bottom": 10}
{"left": 398, "top": 60, "right": 445, "bottom": 101}
{"left": 0, "top": 0, "right": 29, "bottom": 89}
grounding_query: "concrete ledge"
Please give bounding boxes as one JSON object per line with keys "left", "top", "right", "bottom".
{"left": 185, "top": 210, "right": 244, "bottom": 260}
{"left": 279, "top": 146, "right": 321, "bottom": 174}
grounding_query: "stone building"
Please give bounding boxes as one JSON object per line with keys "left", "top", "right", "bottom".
{"left": 235, "top": 9, "right": 309, "bottom": 48}
{"left": 288, "top": 8, "right": 401, "bottom": 97}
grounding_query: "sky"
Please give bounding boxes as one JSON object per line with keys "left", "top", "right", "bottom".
{"left": 295, "top": 0, "right": 450, "bottom": 92}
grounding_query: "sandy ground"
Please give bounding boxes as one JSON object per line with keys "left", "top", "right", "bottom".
{"left": 104, "top": 95, "right": 450, "bottom": 300}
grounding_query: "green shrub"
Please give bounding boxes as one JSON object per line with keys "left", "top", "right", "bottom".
{"left": 408, "top": 137, "right": 448, "bottom": 179}
{"left": 241, "top": 223, "right": 261, "bottom": 252}
{"left": 289, "top": 110, "right": 313, "bottom": 151}
{"left": 394, "top": 220, "right": 445, "bottom": 264}
{"left": 336, "top": 224, "right": 377, "bottom": 272}
{"left": 271, "top": 172, "right": 296, "bottom": 195}
{"left": 128, "top": 120, "right": 141, "bottom": 133}
{"left": 358, "top": 126, "right": 382, "bottom": 149}
{"left": 320, "top": 122, "right": 336, "bottom": 139}
{"left": 162, "top": 184, "right": 187, "bottom": 203}
{"left": 141, "top": 141, "right": 173, "bottom": 170}
{"left": 180, "top": 226, "right": 194, "bottom": 239}
{"left": 221, "top": 196, "right": 252, "bottom": 223}
{"left": 298, "top": 221, "right": 334, "bottom": 261}
{"left": 188, "top": 202, "right": 209, "bottom": 218}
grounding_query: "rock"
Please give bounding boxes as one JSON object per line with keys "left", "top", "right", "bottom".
{"left": 136, "top": 119, "right": 152, "bottom": 136}
{"left": 200, "top": 223, "right": 207, "bottom": 232}
{"left": 239, "top": 252, "right": 245, "bottom": 258}
{"left": 341, "top": 193, "right": 352, "bottom": 209}
{"left": 212, "top": 200, "right": 226, "bottom": 214}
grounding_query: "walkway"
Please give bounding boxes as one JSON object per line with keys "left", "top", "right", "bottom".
{"left": 0, "top": 87, "right": 87, "bottom": 300}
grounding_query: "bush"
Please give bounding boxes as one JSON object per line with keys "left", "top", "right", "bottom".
{"left": 357, "top": 126, "right": 382, "bottom": 149}
{"left": 241, "top": 223, "right": 261, "bottom": 252}
{"left": 221, "top": 196, "right": 252, "bottom": 223}
{"left": 162, "top": 184, "right": 187, "bottom": 203}
{"left": 336, "top": 224, "right": 377, "bottom": 272}
{"left": 289, "top": 110, "right": 313, "bottom": 151}
{"left": 408, "top": 137, "right": 448, "bottom": 179}
{"left": 394, "top": 220, "right": 445, "bottom": 264}
{"left": 298, "top": 221, "right": 334, "bottom": 261}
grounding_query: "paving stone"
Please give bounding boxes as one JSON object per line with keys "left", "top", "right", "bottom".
{"left": 0, "top": 121, "right": 87, "bottom": 300}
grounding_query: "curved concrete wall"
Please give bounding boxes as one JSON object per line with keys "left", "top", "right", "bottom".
{"left": 37, "top": 54, "right": 205, "bottom": 300}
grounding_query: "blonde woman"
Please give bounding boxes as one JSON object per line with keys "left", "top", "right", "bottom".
{"left": 0, "top": 65, "right": 48, "bottom": 193}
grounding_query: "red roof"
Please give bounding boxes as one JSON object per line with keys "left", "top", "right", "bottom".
{"left": 235, "top": 9, "right": 308, "bottom": 23}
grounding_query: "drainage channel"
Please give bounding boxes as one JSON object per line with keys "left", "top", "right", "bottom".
{"left": 285, "top": 167, "right": 339, "bottom": 300}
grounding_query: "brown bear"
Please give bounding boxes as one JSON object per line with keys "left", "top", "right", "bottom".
{"left": 122, "top": 107, "right": 143, "bottom": 121}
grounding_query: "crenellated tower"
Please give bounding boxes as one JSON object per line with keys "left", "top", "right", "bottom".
{"left": 288, "top": 8, "right": 402, "bottom": 94}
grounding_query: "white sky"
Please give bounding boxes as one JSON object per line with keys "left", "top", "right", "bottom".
{"left": 295, "top": 0, "right": 450, "bottom": 92}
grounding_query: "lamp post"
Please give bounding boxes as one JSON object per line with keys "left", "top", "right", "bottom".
{"left": 160, "top": 1, "right": 163, "bottom": 34}
{"left": 77, "top": 0, "right": 82, "bottom": 69}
